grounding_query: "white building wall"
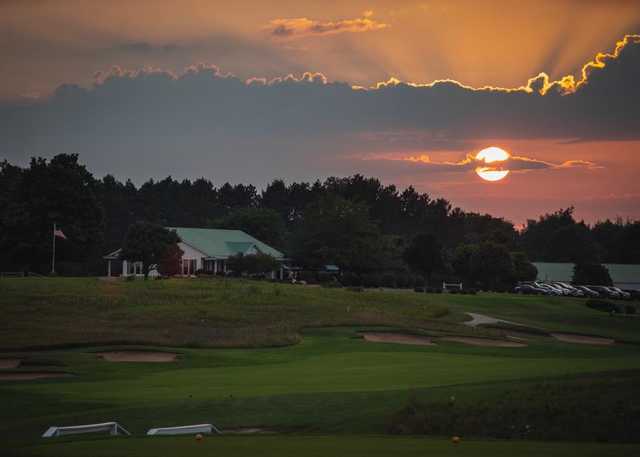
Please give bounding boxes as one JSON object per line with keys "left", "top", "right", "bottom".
{"left": 179, "top": 242, "right": 207, "bottom": 270}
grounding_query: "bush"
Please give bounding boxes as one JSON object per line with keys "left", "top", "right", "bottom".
{"left": 341, "top": 272, "right": 361, "bottom": 287}
{"left": 586, "top": 299, "right": 624, "bottom": 314}
{"left": 381, "top": 273, "right": 396, "bottom": 288}
{"left": 347, "top": 286, "right": 364, "bottom": 292}
{"left": 624, "top": 304, "right": 637, "bottom": 314}
{"left": 298, "top": 270, "right": 316, "bottom": 284}
{"left": 317, "top": 271, "right": 334, "bottom": 283}
{"left": 414, "top": 286, "right": 425, "bottom": 293}
{"left": 395, "top": 274, "right": 409, "bottom": 289}
{"left": 362, "top": 274, "right": 379, "bottom": 288}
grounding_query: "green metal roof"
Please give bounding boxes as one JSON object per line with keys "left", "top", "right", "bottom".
{"left": 167, "top": 227, "right": 284, "bottom": 259}
{"left": 534, "top": 262, "right": 640, "bottom": 286}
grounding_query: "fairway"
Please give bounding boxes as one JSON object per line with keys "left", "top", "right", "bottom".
{"left": 2, "top": 278, "right": 639, "bottom": 455}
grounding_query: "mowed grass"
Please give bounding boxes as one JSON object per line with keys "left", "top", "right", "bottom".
{"left": 2, "top": 278, "right": 640, "bottom": 456}
{"left": 12, "top": 435, "right": 640, "bottom": 457}
{"left": 2, "top": 329, "right": 640, "bottom": 448}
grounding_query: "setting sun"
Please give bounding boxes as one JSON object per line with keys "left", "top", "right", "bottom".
{"left": 475, "top": 146, "right": 511, "bottom": 181}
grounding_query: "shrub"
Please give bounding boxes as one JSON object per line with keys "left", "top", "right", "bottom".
{"left": 586, "top": 299, "right": 624, "bottom": 314}
{"left": 362, "top": 274, "right": 379, "bottom": 288}
{"left": 317, "top": 271, "right": 334, "bottom": 283}
{"left": 624, "top": 304, "right": 637, "bottom": 315}
{"left": 414, "top": 286, "right": 425, "bottom": 293}
{"left": 395, "top": 274, "right": 409, "bottom": 289}
{"left": 298, "top": 270, "right": 316, "bottom": 284}
{"left": 381, "top": 273, "right": 396, "bottom": 288}
{"left": 341, "top": 272, "right": 361, "bottom": 287}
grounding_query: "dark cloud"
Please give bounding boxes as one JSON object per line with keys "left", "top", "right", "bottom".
{"left": 0, "top": 35, "right": 637, "bottom": 182}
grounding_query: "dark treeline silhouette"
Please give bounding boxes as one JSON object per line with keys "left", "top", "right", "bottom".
{"left": 1, "top": 154, "right": 639, "bottom": 282}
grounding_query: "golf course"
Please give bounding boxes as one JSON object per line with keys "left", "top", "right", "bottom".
{"left": 2, "top": 277, "right": 640, "bottom": 456}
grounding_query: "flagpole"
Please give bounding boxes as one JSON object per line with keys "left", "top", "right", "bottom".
{"left": 51, "top": 222, "right": 56, "bottom": 275}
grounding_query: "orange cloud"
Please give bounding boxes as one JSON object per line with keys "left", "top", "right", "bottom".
{"left": 359, "top": 34, "right": 640, "bottom": 97}
{"left": 266, "top": 12, "right": 389, "bottom": 39}
{"left": 372, "top": 152, "right": 600, "bottom": 174}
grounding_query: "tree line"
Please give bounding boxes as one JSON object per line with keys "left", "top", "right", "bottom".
{"left": 1, "top": 154, "right": 638, "bottom": 287}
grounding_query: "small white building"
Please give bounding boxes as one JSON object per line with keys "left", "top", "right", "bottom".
{"left": 104, "top": 227, "right": 285, "bottom": 277}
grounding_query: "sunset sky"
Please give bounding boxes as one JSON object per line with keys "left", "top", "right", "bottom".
{"left": 1, "top": 0, "right": 640, "bottom": 224}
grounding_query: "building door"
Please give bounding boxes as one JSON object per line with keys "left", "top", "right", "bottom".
{"left": 182, "top": 259, "right": 197, "bottom": 275}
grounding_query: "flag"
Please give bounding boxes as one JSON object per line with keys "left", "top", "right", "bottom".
{"left": 54, "top": 228, "right": 67, "bottom": 240}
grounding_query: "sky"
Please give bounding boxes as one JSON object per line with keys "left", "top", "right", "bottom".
{"left": 1, "top": 0, "right": 640, "bottom": 224}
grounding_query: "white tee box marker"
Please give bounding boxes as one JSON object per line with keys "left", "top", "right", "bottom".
{"left": 42, "top": 422, "right": 131, "bottom": 438}
{"left": 147, "top": 424, "right": 221, "bottom": 436}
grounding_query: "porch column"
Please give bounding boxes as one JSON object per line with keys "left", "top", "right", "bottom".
{"left": 107, "top": 260, "right": 112, "bottom": 277}
{"left": 213, "top": 259, "right": 218, "bottom": 274}
{"left": 122, "top": 260, "right": 128, "bottom": 277}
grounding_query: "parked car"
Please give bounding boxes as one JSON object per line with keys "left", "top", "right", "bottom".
{"left": 609, "top": 287, "right": 631, "bottom": 300}
{"left": 553, "top": 282, "right": 585, "bottom": 297}
{"left": 540, "top": 282, "right": 570, "bottom": 296}
{"left": 575, "top": 285, "right": 600, "bottom": 298}
{"left": 533, "top": 282, "right": 563, "bottom": 296}
{"left": 551, "top": 282, "right": 584, "bottom": 297}
{"left": 588, "top": 285, "right": 622, "bottom": 299}
{"left": 625, "top": 289, "right": 640, "bottom": 300}
{"left": 514, "top": 284, "right": 547, "bottom": 295}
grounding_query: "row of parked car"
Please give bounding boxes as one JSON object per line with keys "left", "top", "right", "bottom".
{"left": 514, "top": 281, "right": 634, "bottom": 299}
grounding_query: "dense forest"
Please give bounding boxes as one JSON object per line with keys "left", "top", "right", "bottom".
{"left": 1, "top": 154, "right": 639, "bottom": 286}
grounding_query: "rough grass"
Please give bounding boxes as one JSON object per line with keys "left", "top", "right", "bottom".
{"left": 2, "top": 277, "right": 640, "bottom": 349}
{"left": 0, "top": 278, "right": 449, "bottom": 349}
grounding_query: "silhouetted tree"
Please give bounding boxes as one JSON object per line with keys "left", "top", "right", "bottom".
{"left": 212, "top": 207, "right": 286, "bottom": 249}
{"left": 121, "top": 222, "right": 180, "bottom": 278}
{"left": 227, "top": 253, "right": 279, "bottom": 276}
{"left": 403, "top": 233, "right": 444, "bottom": 285}
{"left": 292, "top": 195, "right": 382, "bottom": 273}
{"left": 511, "top": 252, "right": 538, "bottom": 282}
{"left": 573, "top": 263, "right": 613, "bottom": 286}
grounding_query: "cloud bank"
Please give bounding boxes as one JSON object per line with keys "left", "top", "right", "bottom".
{"left": 0, "top": 35, "right": 638, "bottom": 185}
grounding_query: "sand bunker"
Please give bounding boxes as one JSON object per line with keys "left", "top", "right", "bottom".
{"left": 0, "top": 372, "right": 72, "bottom": 381}
{"left": 0, "top": 358, "right": 21, "bottom": 369}
{"left": 440, "top": 336, "right": 526, "bottom": 347}
{"left": 551, "top": 333, "right": 615, "bottom": 345}
{"left": 96, "top": 351, "right": 178, "bottom": 362}
{"left": 361, "top": 332, "right": 435, "bottom": 346}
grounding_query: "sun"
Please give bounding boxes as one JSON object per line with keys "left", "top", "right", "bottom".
{"left": 475, "top": 147, "right": 510, "bottom": 181}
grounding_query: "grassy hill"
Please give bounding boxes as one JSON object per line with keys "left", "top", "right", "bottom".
{"left": 1, "top": 277, "right": 639, "bottom": 349}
